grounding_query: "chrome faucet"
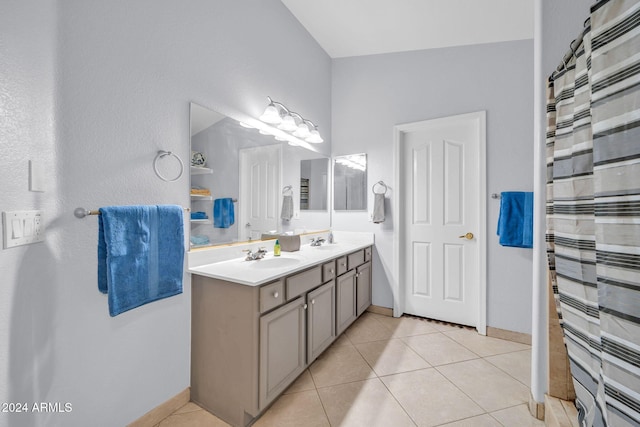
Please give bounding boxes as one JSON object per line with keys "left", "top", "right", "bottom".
{"left": 244, "top": 247, "right": 268, "bottom": 261}
{"left": 310, "top": 237, "right": 325, "bottom": 247}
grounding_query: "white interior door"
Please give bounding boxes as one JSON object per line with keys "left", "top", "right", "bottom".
{"left": 239, "top": 144, "right": 281, "bottom": 241}
{"left": 399, "top": 112, "right": 485, "bottom": 328}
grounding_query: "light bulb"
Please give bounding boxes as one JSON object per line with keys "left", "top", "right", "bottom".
{"left": 305, "top": 129, "right": 323, "bottom": 143}
{"left": 259, "top": 104, "right": 282, "bottom": 124}
{"left": 277, "top": 114, "right": 297, "bottom": 132}
{"left": 293, "top": 122, "right": 311, "bottom": 138}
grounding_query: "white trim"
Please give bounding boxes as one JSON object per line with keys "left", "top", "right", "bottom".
{"left": 393, "top": 111, "right": 487, "bottom": 332}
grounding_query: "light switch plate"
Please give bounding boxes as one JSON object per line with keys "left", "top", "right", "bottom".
{"left": 2, "top": 210, "right": 45, "bottom": 249}
{"left": 29, "top": 160, "right": 45, "bottom": 192}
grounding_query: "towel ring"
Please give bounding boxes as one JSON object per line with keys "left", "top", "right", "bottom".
{"left": 282, "top": 185, "right": 293, "bottom": 196}
{"left": 153, "top": 150, "right": 184, "bottom": 182}
{"left": 372, "top": 181, "right": 387, "bottom": 195}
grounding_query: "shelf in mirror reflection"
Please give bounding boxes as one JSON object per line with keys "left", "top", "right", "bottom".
{"left": 191, "top": 195, "right": 213, "bottom": 201}
{"left": 191, "top": 219, "right": 213, "bottom": 224}
{"left": 191, "top": 166, "right": 213, "bottom": 175}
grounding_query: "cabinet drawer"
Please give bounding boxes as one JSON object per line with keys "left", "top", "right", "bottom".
{"left": 347, "top": 250, "right": 365, "bottom": 270}
{"left": 260, "top": 280, "right": 284, "bottom": 313}
{"left": 286, "top": 266, "right": 322, "bottom": 301}
{"left": 364, "top": 246, "right": 372, "bottom": 262}
{"left": 336, "top": 256, "right": 348, "bottom": 276}
{"left": 322, "top": 260, "right": 336, "bottom": 283}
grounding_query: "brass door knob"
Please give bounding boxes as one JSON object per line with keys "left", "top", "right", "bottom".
{"left": 459, "top": 232, "right": 474, "bottom": 240}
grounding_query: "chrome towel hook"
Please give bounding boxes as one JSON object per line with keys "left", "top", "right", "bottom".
{"left": 372, "top": 181, "right": 388, "bottom": 195}
{"left": 153, "top": 150, "right": 184, "bottom": 182}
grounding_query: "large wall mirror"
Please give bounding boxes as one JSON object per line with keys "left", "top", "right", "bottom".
{"left": 334, "top": 154, "right": 367, "bottom": 210}
{"left": 190, "top": 103, "right": 330, "bottom": 248}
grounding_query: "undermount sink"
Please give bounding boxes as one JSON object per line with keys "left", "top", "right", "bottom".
{"left": 249, "top": 257, "right": 301, "bottom": 269}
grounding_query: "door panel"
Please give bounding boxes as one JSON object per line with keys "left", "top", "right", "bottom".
{"left": 307, "top": 281, "right": 336, "bottom": 363}
{"left": 402, "top": 114, "right": 482, "bottom": 327}
{"left": 259, "top": 297, "right": 305, "bottom": 409}
{"left": 239, "top": 144, "right": 281, "bottom": 241}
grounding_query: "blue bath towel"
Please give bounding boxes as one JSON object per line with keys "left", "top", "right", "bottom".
{"left": 497, "top": 192, "right": 533, "bottom": 248}
{"left": 98, "top": 205, "right": 184, "bottom": 316}
{"left": 213, "top": 198, "right": 235, "bottom": 228}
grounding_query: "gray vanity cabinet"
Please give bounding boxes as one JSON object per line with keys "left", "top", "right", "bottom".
{"left": 191, "top": 245, "right": 373, "bottom": 427}
{"left": 259, "top": 296, "right": 306, "bottom": 409}
{"left": 307, "top": 280, "right": 336, "bottom": 363}
{"left": 356, "top": 261, "right": 372, "bottom": 316}
{"left": 336, "top": 269, "right": 357, "bottom": 335}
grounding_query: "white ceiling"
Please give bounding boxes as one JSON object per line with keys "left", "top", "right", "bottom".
{"left": 280, "top": 0, "right": 534, "bottom": 58}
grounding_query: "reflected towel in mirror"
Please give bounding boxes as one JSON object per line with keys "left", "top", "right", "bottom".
{"left": 213, "top": 198, "right": 235, "bottom": 228}
{"left": 281, "top": 195, "right": 294, "bottom": 221}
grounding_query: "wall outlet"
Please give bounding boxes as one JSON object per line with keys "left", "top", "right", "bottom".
{"left": 2, "top": 210, "right": 45, "bottom": 249}
{"left": 293, "top": 211, "right": 300, "bottom": 220}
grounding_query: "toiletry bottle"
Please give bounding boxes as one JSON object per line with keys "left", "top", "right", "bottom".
{"left": 274, "top": 239, "right": 281, "bottom": 256}
{"left": 328, "top": 229, "right": 334, "bottom": 244}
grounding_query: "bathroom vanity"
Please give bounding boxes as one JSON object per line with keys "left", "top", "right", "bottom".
{"left": 188, "top": 235, "right": 373, "bottom": 427}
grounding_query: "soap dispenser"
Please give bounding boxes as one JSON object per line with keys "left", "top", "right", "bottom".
{"left": 274, "top": 239, "right": 281, "bottom": 256}
{"left": 328, "top": 229, "right": 334, "bottom": 244}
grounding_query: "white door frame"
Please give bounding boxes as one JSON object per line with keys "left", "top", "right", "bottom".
{"left": 392, "top": 111, "right": 487, "bottom": 335}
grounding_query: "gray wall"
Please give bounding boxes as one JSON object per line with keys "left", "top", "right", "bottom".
{"left": 332, "top": 40, "right": 535, "bottom": 334}
{"left": 0, "top": 1, "right": 331, "bottom": 426}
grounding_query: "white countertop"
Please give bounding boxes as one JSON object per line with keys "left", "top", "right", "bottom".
{"left": 188, "top": 232, "right": 374, "bottom": 286}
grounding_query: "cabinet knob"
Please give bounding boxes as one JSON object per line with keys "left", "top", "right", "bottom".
{"left": 273, "top": 292, "right": 279, "bottom": 298}
{"left": 341, "top": 263, "right": 346, "bottom": 267}
{"left": 303, "top": 304, "right": 308, "bottom": 310}
{"left": 330, "top": 269, "right": 334, "bottom": 274}
{"left": 311, "top": 299, "right": 315, "bottom": 305}
{"left": 355, "top": 273, "right": 359, "bottom": 277}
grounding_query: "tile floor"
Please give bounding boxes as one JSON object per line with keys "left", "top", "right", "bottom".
{"left": 156, "top": 313, "right": 543, "bottom": 427}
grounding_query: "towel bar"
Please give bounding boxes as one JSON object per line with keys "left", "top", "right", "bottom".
{"left": 74, "top": 207, "right": 190, "bottom": 218}
{"left": 491, "top": 193, "right": 501, "bottom": 199}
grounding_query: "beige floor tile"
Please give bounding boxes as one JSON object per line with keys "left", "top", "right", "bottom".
{"left": 438, "top": 414, "right": 502, "bottom": 427}
{"left": 444, "top": 329, "right": 531, "bottom": 357}
{"left": 381, "top": 368, "right": 484, "bottom": 426}
{"left": 284, "top": 369, "right": 316, "bottom": 394}
{"left": 309, "top": 344, "right": 376, "bottom": 388}
{"left": 485, "top": 349, "right": 532, "bottom": 386}
{"left": 374, "top": 315, "right": 440, "bottom": 337}
{"left": 344, "top": 312, "right": 394, "bottom": 344}
{"left": 157, "top": 407, "right": 230, "bottom": 427}
{"left": 318, "top": 378, "right": 416, "bottom": 427}
{"left": 437, "top": 359, "right": 530, "bottom": 412}
{"left": 354, "top": 339, "right": 430, "bottom": 376}
{"left": 253, "top": 390, "right": 329, "bottom": 427}
{"left": 331, "top": 332, "right": 353, "bottom": 348}
{"left": 402, "top": 333, "right": 479, "bottom": 366}
{"left": 491, "top": 404, "right": 545, "bottom": 426}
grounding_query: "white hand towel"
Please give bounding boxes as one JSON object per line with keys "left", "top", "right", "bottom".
{"left": 281, "top": 195, "right": 294, "bottom": 221}
{"left": 372, "top": 193, "right": 385, "bottom": 223}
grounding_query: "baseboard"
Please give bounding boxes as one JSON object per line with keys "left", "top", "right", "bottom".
{"left": 486, "top": 326, "right": 532, "bottom": 345}
{"left": 529, "top": 392, "right": 545, "bottom": 420}
{"left": 127, "top": 387, "right": 190, "bottom": 427}
{"left": 366, "top": 304, "right": 393, "bottom": 317}
{"left": 544, "top": 394, "right": 579, "bottom": 427}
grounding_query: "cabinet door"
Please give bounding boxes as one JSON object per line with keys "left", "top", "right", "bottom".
{"left": 356, "top": 261, "right": 372, "bottom": 316}
{"left": 307, "top": 281, "right": 336, "bottom": 364}
{"left": 259, "top": 296, "right": 306, "bottom": 409}
{"left": 336, "top": 270, "right": 357, "bottom": 335}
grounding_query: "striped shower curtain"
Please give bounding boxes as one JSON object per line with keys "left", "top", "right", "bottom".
{"left": 546, "top": 1, "right": 640, "bottom": 426}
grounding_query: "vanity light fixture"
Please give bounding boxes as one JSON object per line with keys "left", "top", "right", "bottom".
{"left": 259, "top": 96, "right": 323, "bottom": 144}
